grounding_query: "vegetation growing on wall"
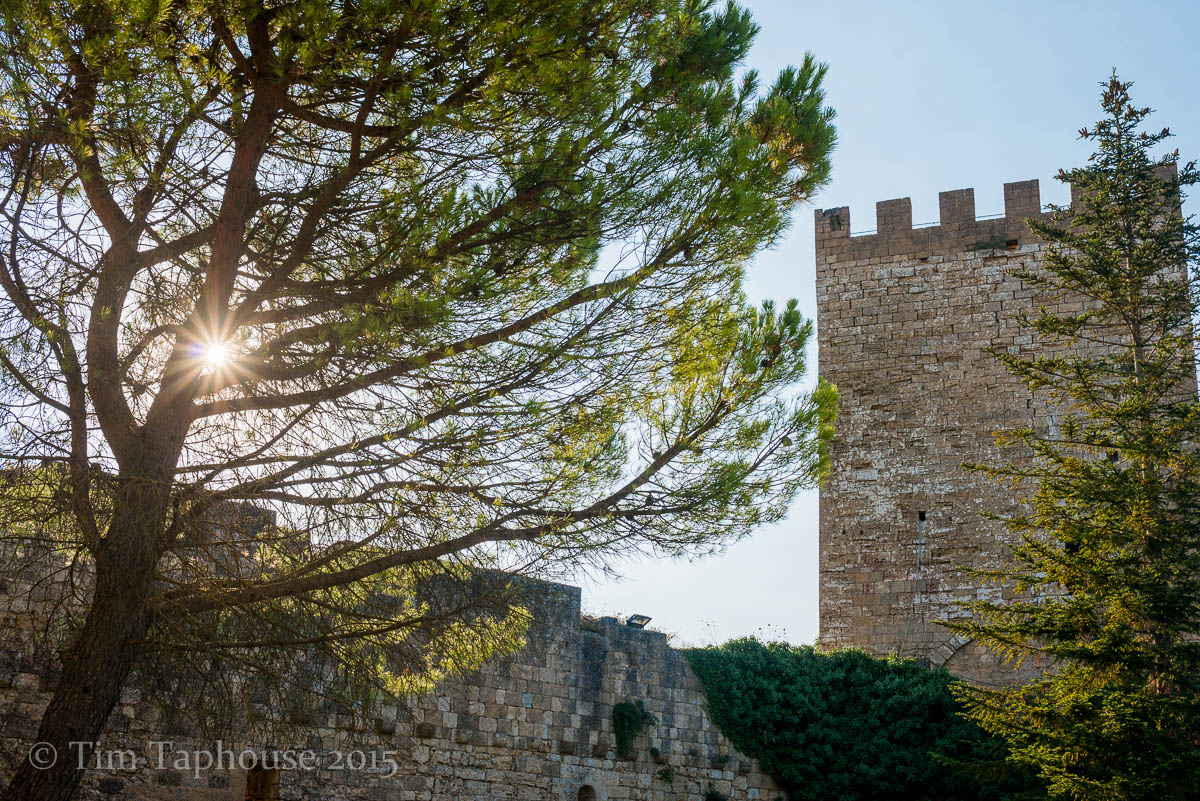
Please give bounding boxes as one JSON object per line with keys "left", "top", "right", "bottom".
{"left": 612, "top": 700, "right": 657, "bottom": 759}
{"left": 685, "top": 639, "right": 1044, "bottom": 801}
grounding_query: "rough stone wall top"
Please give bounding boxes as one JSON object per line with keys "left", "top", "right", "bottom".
{"left": 815, "top": 179, "right": 1051, "bottom": 262}
{"left": 0, "top": 571, "right": 786, "bottom": 801}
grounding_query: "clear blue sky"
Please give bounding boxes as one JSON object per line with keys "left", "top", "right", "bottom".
{"left": 580, "top": 0, "right": 1200, "bottom": 646}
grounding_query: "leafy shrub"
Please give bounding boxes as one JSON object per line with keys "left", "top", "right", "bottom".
{"left": 685, "top": 639, "right": 1043, "bottom": 801}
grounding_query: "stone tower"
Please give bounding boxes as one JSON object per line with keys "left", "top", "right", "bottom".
{"left": 813, "top": 179, "right": 1067, "bottom": 685}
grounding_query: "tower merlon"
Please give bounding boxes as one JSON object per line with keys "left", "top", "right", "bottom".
{"left": 1003, "top": 179, "right": 1041, "bottom": 221}
{"left": 938, "top": 188, "right": 975, "bottom": 227}
{"left": 877, "top": 197, "right": 912, "bottom": 234}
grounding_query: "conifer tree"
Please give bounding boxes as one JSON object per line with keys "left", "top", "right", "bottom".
{"left": 950, "top": 75, "right": 1200, "bottom": 801}
{"left": 0, "top": 2, "right": 836, "bottom": 798}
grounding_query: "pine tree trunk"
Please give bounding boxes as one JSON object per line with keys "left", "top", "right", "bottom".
{"left": 2, "top": 506, "right": 160, "bottom": 801}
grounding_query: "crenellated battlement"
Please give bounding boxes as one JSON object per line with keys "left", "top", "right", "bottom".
{"left": 815, "top": 179, "right": 1058, "bottom": 261}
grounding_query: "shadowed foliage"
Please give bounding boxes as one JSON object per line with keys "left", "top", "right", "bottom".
{"left": 686, "top": 639, "right": 1045, "bottom": 801}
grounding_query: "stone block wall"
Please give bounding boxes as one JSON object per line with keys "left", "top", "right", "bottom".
{"left": 0, "top": 571, "right": 784, "bottom": 801}
{"left": 814, "top": 179, "right": 1096, "bottom": 685}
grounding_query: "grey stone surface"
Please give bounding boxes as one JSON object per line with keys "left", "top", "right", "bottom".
{"left": 0, "top": 575, "right": 783, "bottom": 800}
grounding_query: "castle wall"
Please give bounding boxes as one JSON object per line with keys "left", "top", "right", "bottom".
{"left": 0, "top": 574, "right": 784, "bottom": 801}
{"left": 813, "top": 180, "right": 1070, "bottom": 686}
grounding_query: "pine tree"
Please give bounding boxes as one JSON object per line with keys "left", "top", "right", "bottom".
{"left": 0, "top": 2, "right": 837, "bottom": 798}
{"left": 951, "top": 75, "right": 1200, "bottom": 801}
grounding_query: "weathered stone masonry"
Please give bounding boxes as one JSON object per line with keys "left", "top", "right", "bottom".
{"left": 0, "top": 573, "right": 784, "bottom": 801}
{"left": 814, "top": 179, "right": 1076, "bottom": 686}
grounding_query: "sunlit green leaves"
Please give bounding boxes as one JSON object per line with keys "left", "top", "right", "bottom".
{"left": 0, "top": 0, "right": 837, "bottom": 746}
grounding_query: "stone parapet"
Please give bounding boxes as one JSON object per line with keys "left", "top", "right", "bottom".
{"left": 815, "top": 180, "right": 1051, "bottom": 263}
{"left": 0, "top": 569, "right": 784, "bottom": 801}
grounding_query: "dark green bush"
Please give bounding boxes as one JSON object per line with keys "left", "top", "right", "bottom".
{"left": 685, "top": 639, "right": 1043, "bottom": 801}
